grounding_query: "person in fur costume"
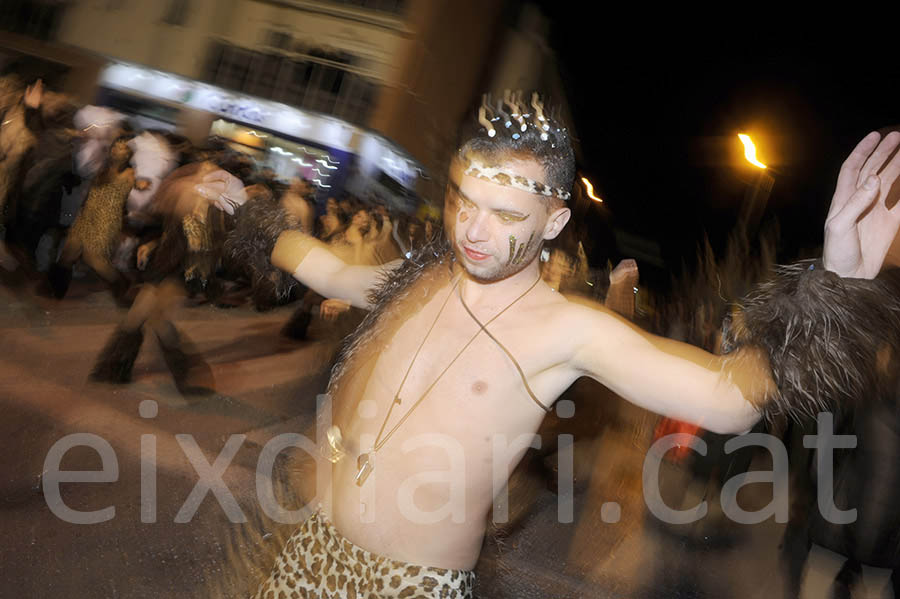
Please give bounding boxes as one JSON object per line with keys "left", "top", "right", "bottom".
{"left": 774, "top": 264, "right": 900, "bottom": 598}
{"left": 254, "top": 82, "right": 900, "bottom": 597}
{"left": 12, "top": 89, "right": 80, "bottom": 264}
{"left": 0, "top": 76, "right": 42, "bottom": 269}
{"left": 136, "top": 158, "right": 249, "bottom": 293}
{"left": 47, "top": 135, "right": 135, "bottom": 302}
{"left": 90, "top": 160, "right": 250, "bottom": 393}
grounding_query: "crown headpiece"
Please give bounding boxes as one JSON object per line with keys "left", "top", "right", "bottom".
{"left": 468, "top": 90, "right": 571, "bottom": 201}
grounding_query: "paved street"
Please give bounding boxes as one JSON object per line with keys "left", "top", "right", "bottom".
{"left": 0, "top": 270, "right": 890, "bottom": 598}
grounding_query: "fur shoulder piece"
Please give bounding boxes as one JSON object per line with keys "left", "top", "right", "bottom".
{"left": 327, "top": 236, "right": 454, "bottom": 396}
{"left": 722, "top": 261, "right": 900, "bottom": 422}
{"left": 365, "top": 235, "right": 454, "bottom": 314}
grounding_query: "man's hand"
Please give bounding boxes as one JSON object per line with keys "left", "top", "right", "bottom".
{"left": 606, "top": 259, "right": 639, "bottom": 319}
{"left": 136, "top": 241, "right": 157, "bottom": 271}
{"left": 194, "top": 169, "right": 248, "bottom": 215}
{"left": 609, "top": 258, "right": 639, "bottom": 286}
{"left": 823, "top": 131, "right": 900, "bottom": 278}
{"left": 320, "top": 298, "right": 351, "bottom": 321}
{"left": 24, "top": 79, "right": 43, "bottom": 109}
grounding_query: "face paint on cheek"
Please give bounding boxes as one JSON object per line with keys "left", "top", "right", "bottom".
{"left": 511, "top": 232, "right": 536, "bottom": 266}
{"left": 507, "top": 235, "right": 517, "bottom": 265}
{"left": 458, "top": 210, "right": 469, "bottom": 223}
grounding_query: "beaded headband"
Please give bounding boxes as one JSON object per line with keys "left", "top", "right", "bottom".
{"left": 458, "top": 152, "right": 571, "bottom": 201}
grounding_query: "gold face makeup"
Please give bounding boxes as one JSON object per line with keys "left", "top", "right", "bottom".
{"left": 508, "top": 232, "right": 536, "bottom": 266}
{"left": 448, "top": 179, "right": 531, "bottom": 227}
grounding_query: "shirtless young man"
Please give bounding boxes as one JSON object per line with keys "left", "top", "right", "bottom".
{"left": 256, "top": 96, "right": 900, "bottom": 597}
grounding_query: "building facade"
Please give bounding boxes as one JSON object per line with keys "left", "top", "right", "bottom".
{"left": 3, "top": 0, "right": 575, "bottom": 212}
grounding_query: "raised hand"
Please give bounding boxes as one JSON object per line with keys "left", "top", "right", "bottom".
{"left": 24, "top": 79, "right": 43, "bottom": 109}
{"left": 609, "top": 258, "right": 639, "bottom": 286}
{"left": 823, "top": 131, "right": 900, "bottom": 278}
{"left": 193, "top": 169, "right": 248, "bottom": 215}
{"left": 136, "top": 242, "right": 155, "bottom": 271}
{"left": 320, "top": 298, "right": 351, "bottom": 321}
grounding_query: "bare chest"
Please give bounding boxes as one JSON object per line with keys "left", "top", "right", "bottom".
{"left": 342, "top": 294, "right": 565, "bottom": 456}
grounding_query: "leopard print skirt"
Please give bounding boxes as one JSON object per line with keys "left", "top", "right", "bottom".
{"left": 254, "top": 511, "right": 475, "bottom": 599}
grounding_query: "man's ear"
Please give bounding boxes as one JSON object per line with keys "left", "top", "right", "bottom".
{"left": 542, "top": 206, "right": 571, "bottom": 240}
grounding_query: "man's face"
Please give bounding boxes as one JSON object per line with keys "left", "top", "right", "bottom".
{"left": 445, "top": 156, "right": 567, "bottom": 282}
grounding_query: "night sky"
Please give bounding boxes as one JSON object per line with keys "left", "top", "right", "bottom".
{"left": 538, "top": 16, "right": 900, "bottom": 286}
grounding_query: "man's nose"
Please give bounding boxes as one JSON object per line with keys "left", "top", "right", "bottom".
{"left": 465, "top": 211, "right": 490, "bottom": 242}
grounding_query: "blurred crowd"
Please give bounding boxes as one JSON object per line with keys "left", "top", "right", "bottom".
{"left": 4, "top": 73, "right": 900, "bottom": 598}
{"left": 0, "top": 75, "right": 441, "bottom": 324}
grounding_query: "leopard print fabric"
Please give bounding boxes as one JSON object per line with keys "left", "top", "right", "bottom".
{"left": 67, "top": 175, "right": 133, "bottom": 261}
{"left": 254, "top": 511, "right": 474, "bottom": 599}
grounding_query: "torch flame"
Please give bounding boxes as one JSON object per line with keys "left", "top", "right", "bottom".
{"left": 738, "top": 134, "right": 766, "bottom": 169}
{"left": 581, "top": 177, "right": 603, "bottom": 203}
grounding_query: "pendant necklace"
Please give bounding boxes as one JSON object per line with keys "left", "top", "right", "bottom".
{"left": 353, "top": 272, "right": 542, "bottom": 486}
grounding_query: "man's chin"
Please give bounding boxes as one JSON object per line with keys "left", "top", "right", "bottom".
{"left": 459, "top": 260, "right": 520, "bottom": 284}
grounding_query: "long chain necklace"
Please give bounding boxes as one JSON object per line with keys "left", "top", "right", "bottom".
{"left": 457, "top": 286, "right": 550, "bottom": 413}
{"left": 353, "top": 273, "right": 542, "bottom": 486}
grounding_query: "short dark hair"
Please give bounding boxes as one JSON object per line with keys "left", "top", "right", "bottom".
{"left": 457, "top": 93, "right": 575, "bottom": 209}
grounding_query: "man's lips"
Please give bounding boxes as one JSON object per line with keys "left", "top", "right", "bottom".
{"left": 463, "top": 246, "right": 490, "bottom": 261}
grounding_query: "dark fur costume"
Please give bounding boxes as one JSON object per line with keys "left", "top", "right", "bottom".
{"left": 12, "top": 96, "right": 78, "bottom": 258}
{"left": 808, "top": 362, "right": 900, "bottom": 568}
{"left": 145, "top": 203, "right": 227, "bottom": 299}
{"left": 90, "top": 327, "right": 144, "bottom": 383}
{"left": 222, "top": 194, "right": 304, "bottom": 310}
{"left": 775, "top": 269, "right": 900, "bottom": 596}
{"left": 326, "top": 235, "right": 453, "bottom": 397}
{"left": 722, "top": 262, "right": 900, "bottom": 422}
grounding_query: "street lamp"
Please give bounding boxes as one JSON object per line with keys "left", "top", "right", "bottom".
{"left": 737, "top": 133, "right": 767, "bottom": 169}
{"left": 736, "top": 133, "right": 773, "bottom": 231}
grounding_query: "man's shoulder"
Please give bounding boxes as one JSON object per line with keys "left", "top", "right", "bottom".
{"left": 542, "top": 293, "right": 624, "bottom": 337}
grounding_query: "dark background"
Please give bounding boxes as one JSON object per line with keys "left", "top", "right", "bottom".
{"left": 537, "top": 16, "right": 900, "bottom": 287}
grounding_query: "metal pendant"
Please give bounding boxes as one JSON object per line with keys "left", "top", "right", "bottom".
{"left": 356, "top": 452, "right": 374, "bottom": 486}
{"left": 322, "top": 425, "right": 346, "bottom": 464}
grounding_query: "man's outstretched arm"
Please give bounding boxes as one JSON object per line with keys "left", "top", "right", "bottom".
{"left": 567, "top": 304, "right": 769, "bottom": 435}
{"left": 271, "top": 230, "right": 402, "bottom": 309}
{"left": 570, "top": 130, "right": 900, "bottom": 433}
